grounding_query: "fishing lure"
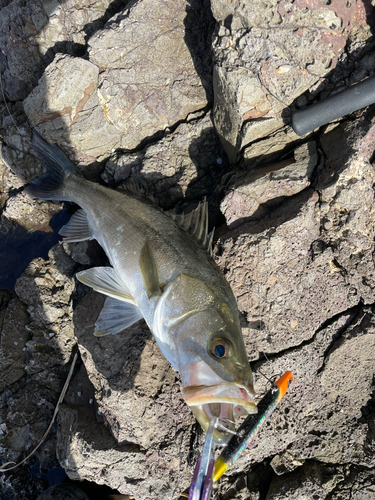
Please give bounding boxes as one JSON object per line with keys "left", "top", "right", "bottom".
{"left": 187, "top": 371, "right": 293, "bottom": 499}
{"left": 213, "top": 371, "right": 294, "bottom": 482}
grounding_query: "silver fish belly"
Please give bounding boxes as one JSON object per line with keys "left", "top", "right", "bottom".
{"left": 27, "top": 131, "right": 257, "bottom": 442}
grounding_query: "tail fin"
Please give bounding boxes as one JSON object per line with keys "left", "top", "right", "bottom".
{"left": 25, "top": 130, "right": 76, "bottom": 201}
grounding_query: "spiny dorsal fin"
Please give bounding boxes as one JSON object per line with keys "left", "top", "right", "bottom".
{"left": 166, "top": 201, "right": 214, "bottom": 256}
{"left": 123, "top": 177, "right": 149, "bottom": 197}
{"left": 121, "top": 176, "right": 157, "bottom": 204}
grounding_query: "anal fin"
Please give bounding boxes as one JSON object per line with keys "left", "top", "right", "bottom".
{"left": 59, "top": 209, "right": 92, "bottom": 242}
{"left": 94, "top": 297, "right": 143, "bottom": 336}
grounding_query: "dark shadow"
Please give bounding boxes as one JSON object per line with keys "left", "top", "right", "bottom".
{"left": 0, "top": 211, "right": 70, "bottom": 290}
{"left": 184, "top": 0, "right": 216, "bottom": 104}
{"left": 216, "top": 188, "right": 316, "bottom": 245}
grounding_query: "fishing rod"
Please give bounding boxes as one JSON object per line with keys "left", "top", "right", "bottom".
{"left": 292, "top": 74, "right": 375, "bottom": 136}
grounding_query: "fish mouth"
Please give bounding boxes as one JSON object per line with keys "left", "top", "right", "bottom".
{"left": 182, "top": 383, "right": 257, "bottom": 444}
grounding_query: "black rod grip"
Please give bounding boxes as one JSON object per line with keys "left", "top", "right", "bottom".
{"left": 292, "top": 75, "right": 375, "bottom": 136}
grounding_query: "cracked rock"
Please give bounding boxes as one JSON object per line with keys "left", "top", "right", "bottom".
{"left": 221, "top": 141, "right": 318, "bottom": 229}
{"left": 102, "top": 113, "right": 229, "bottom": 208}
{"left": 210, "top": 0, "right": 372, "bottom": 162}
{"left": 88, "top": 0, "right": 209, "bottom": 150}
{"left": 23, "top": 53, "right": 121, "bottom": 161}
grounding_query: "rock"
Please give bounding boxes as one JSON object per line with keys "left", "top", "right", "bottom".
{"left": 317, "top": 118, "right": 375, "bottom": 305}
{"left": 57, "top": 403, "right": 193, "bottom": 499}
{"left": 0, "top": 297, "right": 30, "bottom": 393}
{"left": 215, "top": 116, "right": 375, "bottom": 358}
{"left": 0, "top": 194, "right": 68, "bottom": 291}
{"left": 221, "top": 142, "right": 318, "bottom": 228}
{"left": 211, "top": 0, "right": 373, "bottom": 161}
{"left": 0, "top": 0, "right": 47, "bottom": 101}
{"left": 267, "top": 463, "right": 375, "bottom": 500}
{"left": 3, "top": 192, "right": 62, "bottom": 233}
{"left": 267, "top": 461, "right": 343, "bottom": 499}
{"left": 35, "top": 0, "right": 115, "bottom": 60}
{"left": 215, "top": 305, "right": 375, "bottom": 487}
{"left": 0, "top": 149, "right": 25, "bottom": 208}
{"left": 270, "top": 453, "right": 305, "bottom": 476}
{"left": 88, "top": 0, "right": 210, "bottom": 150}
{"left": 1, "top": 127, "right": 43, "bottom": 184}
{"left": 14, "top": 244, "right": 77, "bottom": 373}
{"left": 36, "top": 483, "right": 90, "bottom": 500}
{"left": 23, "top": 53, "right": 120, "bottom": 162}
{"left": 102, "top": 113, "right": 229, "bottom": 208}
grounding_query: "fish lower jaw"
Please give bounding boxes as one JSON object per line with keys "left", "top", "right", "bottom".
{"left": 190, "top": 402, "right": 257, "bottom": 444}
{"left": 185, "top": 390, "right": 257, "bottom": 444}
{"left": 185, "top": 395, "right": 257, "bottom": 412}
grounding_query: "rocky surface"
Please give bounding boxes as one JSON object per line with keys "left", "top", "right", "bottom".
{"left": 1, "top": 0, "right": 375, "bottom": 499}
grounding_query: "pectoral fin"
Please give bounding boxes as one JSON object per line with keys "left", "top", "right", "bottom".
{"left": 139, "top": 241, "right": 161, "bottom": 299}
{"left": 59, "top": 209, "right": 92, "bottom": 242}
{"left": 94, "top": 297, "right": 143, "bottom": 336}
{"left": 76, "top": 267, "right": 133, "bottom": 303}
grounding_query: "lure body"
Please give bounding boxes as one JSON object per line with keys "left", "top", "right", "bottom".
{"left": 213, "top": 371, "right": 294, "bottom": 482}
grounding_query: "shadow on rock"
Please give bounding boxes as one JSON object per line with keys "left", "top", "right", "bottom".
{"left": 0, "top": 211, "right": 70, "bottom": 290}
{"left": 184, "top": 0, "right": 216, "bottom": 104}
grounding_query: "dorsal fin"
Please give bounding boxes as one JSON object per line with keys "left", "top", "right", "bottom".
{"left": 123, "top": 177, "right": 149, "bottom": 197}
{"left": 121, "top": 176, "right": 157, "bottom": 204}
{"left": 166, "top": 200, "right": 214, "bottom": 256}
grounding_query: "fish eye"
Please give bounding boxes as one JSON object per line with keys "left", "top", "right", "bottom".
{"left": 211, "top": 339, "right": 230, "bottom": 359}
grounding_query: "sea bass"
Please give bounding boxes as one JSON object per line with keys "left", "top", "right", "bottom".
{"left": 27, "top": 131, "right": 257, "bottom": 442}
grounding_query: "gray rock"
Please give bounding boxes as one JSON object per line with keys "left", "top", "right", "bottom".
{"left": 0, "top": 0, "right": 46, "bottom": 101}
{"left": 14, "top": 244, "right": 76, "bottom": 373}
{"left": 0, "top": 295, "right": 29, "bottom": 393}
{"left": 1, "top": 126, "right": 43, "bottom": 184}
{"left": 215, "top": 116, "right": 375, "bottom": 358}
{"left": 56, "top": 402, "right": 193, "bottom": 499}
{"left": 3, "top": 192, "right": 62, "bottom": 233}
{"left": 88, "top": 0, "right": 209, "bottom": 150}
{"left": 210, "top": 0, "right": 372, "bottom": 161}
{"left": 23, "top": 53, "right": 121, "bottom": 161}
{"left": 221, "top": 142, "right": 318, "bottom": 228}
{"left": 102, "top": 113, "right": 229, "bottom": 208}
{"left": 36, "top": 0, "right": 114, "bottom": 58}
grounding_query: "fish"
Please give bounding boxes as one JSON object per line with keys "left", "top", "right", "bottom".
{"left": 26, "top": 130, "right": 257, "bottom": 442}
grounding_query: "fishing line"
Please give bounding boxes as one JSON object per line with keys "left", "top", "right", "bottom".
{"left": 0, "top": 71, "right": 22, "bottom": 136}
{"left": 0, "top": 351, "right": 78, "bottom": 472}
{"left": 257, "top": 368, "right": 274, "bottom": 386}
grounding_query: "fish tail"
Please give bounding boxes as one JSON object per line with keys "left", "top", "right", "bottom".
{"left": 25, "top": 130, "right": 77, "bottom": 201}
